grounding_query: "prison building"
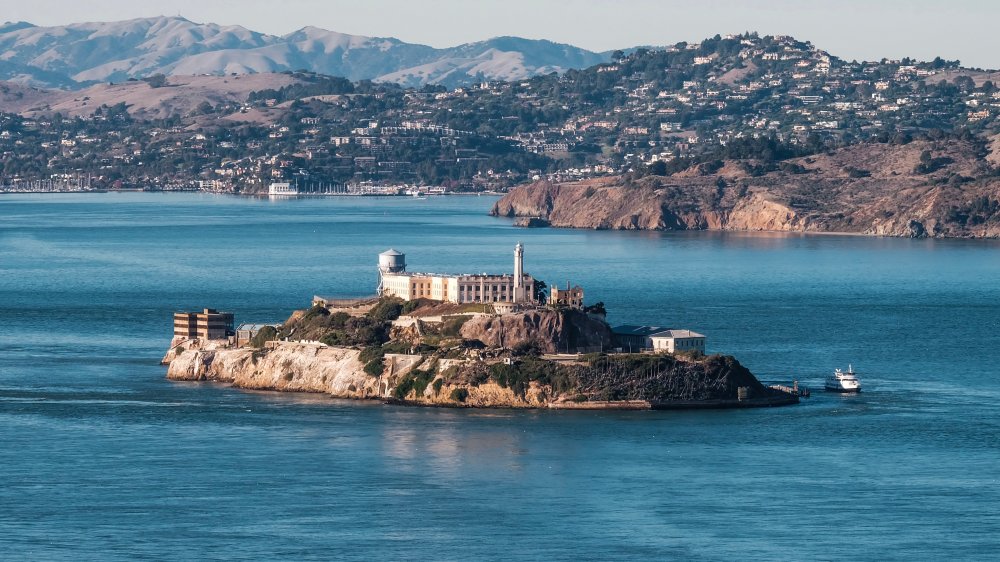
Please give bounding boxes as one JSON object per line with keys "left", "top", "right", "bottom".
{"left": 378, "top": 245, "right": 536, "bottom": 305}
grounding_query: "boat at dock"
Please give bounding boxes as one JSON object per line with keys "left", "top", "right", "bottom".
{"left": 825, "top": 365, "right": 861, "bottom": 393}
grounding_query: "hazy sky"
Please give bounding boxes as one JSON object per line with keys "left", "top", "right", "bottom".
{"left": 4, "top": 0, "right": 998, "bottom": 68}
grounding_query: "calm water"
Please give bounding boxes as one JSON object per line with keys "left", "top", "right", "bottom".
{"left": 1, "top": 192, "right": 999, "bottom": 560}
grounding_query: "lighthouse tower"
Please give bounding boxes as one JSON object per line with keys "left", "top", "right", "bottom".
{"left": 513, "top": 242, "right": 524, "bottom": 303}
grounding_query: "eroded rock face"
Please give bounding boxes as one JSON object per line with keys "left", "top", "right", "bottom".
{"left": 162, "top": 334, "right": 794, "bottom": 408}
{"left": 166, "top": 341, "right": 377, "bottom": 397}
{"left": 459, "top": 309, "right": 613, "bottom": 353}
{"left": 491, "top": 140, "right": 1000, "bottom": 238}
{"left": 164, "top": 340, "right": 547, "bottom": 406}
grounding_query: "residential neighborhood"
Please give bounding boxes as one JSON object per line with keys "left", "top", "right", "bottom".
{"left": 2, "top": 33, "right": 998, "bottom": 193}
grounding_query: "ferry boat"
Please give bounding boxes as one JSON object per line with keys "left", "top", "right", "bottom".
{"left": 825, "top": 365, "right": 862, "bottom": 393}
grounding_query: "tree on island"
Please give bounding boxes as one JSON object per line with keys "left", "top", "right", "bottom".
{"left": 534, "top": 280, "right": 548, "bottom": 303}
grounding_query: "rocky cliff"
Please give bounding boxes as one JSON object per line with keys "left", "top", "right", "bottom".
{"left": 164, "top": 338, "right": 795, "bottom": 409}
{"left": 459, "top": 309, "right": 613, "bottom": 353}
{"left": 492, "top": 140, "right": 1000, "bottom": 238}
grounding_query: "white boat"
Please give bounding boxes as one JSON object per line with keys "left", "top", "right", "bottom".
{"left": 825, "top": 365, "right": 862, "bottom": 393}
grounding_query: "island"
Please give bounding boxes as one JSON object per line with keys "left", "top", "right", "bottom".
{"left": 162, "top": 246, "right": 799, "bottom": 410}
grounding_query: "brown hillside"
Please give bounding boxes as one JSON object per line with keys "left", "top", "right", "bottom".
{"left": 0, "top": 73, "right": 303, "bottom": 119}
{"left": 493, "top": 140, "right": 1000, "bottom": 238}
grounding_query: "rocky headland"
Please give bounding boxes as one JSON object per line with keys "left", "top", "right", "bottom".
{"left": 163, "top": 299, "right": 797, "bottom": 410}
{"left": 492, "top": 139, "right": 1000, "bottom": 238}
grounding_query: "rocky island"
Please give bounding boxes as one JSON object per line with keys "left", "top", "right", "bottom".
{"left": 163, "top": 299, "right": 797, "bottom": 410}
{"left": 163, "top": 245, "right": 798, "bottom": 410}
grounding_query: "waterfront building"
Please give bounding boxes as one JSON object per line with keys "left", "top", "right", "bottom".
{"left": 268, "top": 182, "right": 297, "bottom": 196}
{"left": 379, "top": 244, "right": 536, "bottom": 305}
{"left": 612, "top": 325, "right": 706, "bottom": 353}
{"left": 173, "top": 308, "right": 235, "bottom": 340}
{"left": 649, "top": 330, "right": 706, "bottom": 354}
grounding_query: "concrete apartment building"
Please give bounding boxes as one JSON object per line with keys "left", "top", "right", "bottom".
{"left": 378, "top": 244, "right": 536, "bottom": 305}
{"left": 173, "top": 308, "right": 235, "bottom": 340}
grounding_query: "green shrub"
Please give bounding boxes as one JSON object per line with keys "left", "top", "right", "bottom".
{"left": 250, "top": 325, "right": 278, "bottom": 348}
{"left": 328, "top": 311, "right": 350, "bottom": 328}
{"left": 142, "top": 74, "right": 168, "bottom": 88}
{"left": 359, "top": 346, "right": 383, "bottom": 364}
{"left": 380, "top": 340, "right": 412, "bottom": 354}
{"left": 361, "top": 345, "right": 386, "bottom": 377}
{"left": 450, "top": 388, "right": 469, "bottom": 403}
{"left": 303, "top": 304, "right": 329, "bottom": 321}
{"left": 368, "top": 297, "right": 404, "bottom": 322}
{"left": 364, "top": 356, "right": 385, "bottom": 377}
{"left": 432, "top": 379, "right": 444, "bottom": 395}
{"left": 393, "top": 369, "right": 436, "bottom": 399}
{"left": 412, "top": 370, "right": 435, "bottom": 396}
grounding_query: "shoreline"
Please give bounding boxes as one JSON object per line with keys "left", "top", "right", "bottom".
{"left": 163, "top": 339, "right": 801, "bottom": 412}
{"left": 7, "top": 188, "right": 994, "bottom": 241}
{"left": 0, "top": 189, "right": 502, "bottom": 197}
{"left": 179, "top": 379, "right": 800, "bottom": 411}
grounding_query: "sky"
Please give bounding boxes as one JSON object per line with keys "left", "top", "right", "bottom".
{"left": 3, "top": 0, "right": 997, "bottom": 69}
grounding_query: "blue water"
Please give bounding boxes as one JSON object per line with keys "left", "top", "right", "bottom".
{"left": 1, "top": 192, "right": 999, "bottom": 560}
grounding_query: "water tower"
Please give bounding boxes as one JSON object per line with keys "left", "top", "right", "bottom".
{"left": 377, "top": 249, "right": 406, "bottom": 294}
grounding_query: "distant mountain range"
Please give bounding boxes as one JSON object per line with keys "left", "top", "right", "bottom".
{"left": 0, "top": 16, "right": 612, "bottom": 89}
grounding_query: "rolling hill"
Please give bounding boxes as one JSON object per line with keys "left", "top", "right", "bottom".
{"left": 0, "top": 16, "right": 610, "bottom": 89}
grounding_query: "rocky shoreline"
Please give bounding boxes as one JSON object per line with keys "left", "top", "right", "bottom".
{"left": 162, "top": 332, "right": 798, "bottom": 412}
{"left": 491, "top": 139, "right": 1000, "bottom": 239}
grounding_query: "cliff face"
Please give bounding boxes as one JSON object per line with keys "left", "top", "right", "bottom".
{"left": 166, "top": 342, "right": 378, "bottom": 396}
{"left": 165, "top": 340, "right": 567, "bottom": 407}
{"left": 492, "top": 140, "right": 1000, "bottom": 238}
{"left": 459, "top": 309, "right": 613, "bottom": 353}
{"left": 164, "top": 338, "right": 794, "bottom": 409}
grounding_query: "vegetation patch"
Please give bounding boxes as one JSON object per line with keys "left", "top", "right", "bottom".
{"left": 250, "top": 325, "right": 278, "bottom": 348}
{"left": 280, "top": 305, "right": 389, "bottom": 347}
{"left": 393, "top": 368, "right": 436, "bottom": 399}
{"left": 440, "top": 315, "right": 471, "bottom": 337}
{"left": 368, "top": 297, "right": 404, "bottom": 322}
{"left": 360, "top": 346, "right": 386, "bottom": 377}
{"left": 488, "top": 357, "right": 577, "bottom": 397}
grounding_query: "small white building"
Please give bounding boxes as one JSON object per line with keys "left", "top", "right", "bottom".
{"left": 268, "top": 182, "right": 297, "bottom": 196}
{"left": 649, "top": 330, "right": 706, "bottom": 354}
{"left": 612, "top": 326, "right": 707, "bottom": 354}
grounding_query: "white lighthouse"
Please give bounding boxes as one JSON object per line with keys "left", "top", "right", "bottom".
{"left": 513, "top": 242, "right": 525, "bottom": 303}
